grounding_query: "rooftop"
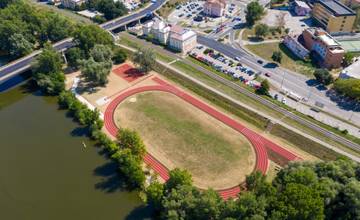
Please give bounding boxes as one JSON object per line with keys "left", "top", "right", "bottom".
{"left": 294, "top": 0, "right": 310, "bottom": 9}
{"left": 317, "top": 0, "right": 356, "bottom": 16}
{"left": 170, "top": 25, "right": 196, "bottom": 41}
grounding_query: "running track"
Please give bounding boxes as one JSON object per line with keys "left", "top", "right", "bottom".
{"left": 104, "top": 77, "right": 301, "bottom": 200}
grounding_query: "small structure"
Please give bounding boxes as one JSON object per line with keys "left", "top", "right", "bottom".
{"left": 168, "top": 25, "right": 197, "bottom": 54}
{"left": 302, "top": 28, "right": 345, "bottom": 69}
{"left": 77, "top": 10, "right": 103, "bottom": 18}
{"left": 203, "top": 0, "right": 226, "bottom": 17}
{"left": 283, "top": 34, "right": 310, "bottom": 60}
{"left": 291, "top": 0, "right": 311, "bottom": 16}
{"left": 61, "top": 0, "right": 87, "bottom": 9}
{"left": 339, "top": 58, "right": 360, "bottom": 79}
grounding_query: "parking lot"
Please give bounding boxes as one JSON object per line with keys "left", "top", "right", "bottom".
{"left": 190, "top": 45, "right": 261, "bottom": 89}
{"left": 167, "top": 0, "right": 241, "bottom": 29}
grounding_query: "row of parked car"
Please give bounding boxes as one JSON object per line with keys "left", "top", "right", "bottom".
{"left": 177, "top": 1, "right": 203, "bottom": 19}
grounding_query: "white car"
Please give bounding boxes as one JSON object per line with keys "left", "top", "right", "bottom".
{"left": 281, "top": 98, "right": 286, "bottom": 104}
{"left": 235, "top": 56, "right": 241, "bottom": 61}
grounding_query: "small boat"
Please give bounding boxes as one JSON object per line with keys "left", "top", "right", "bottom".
{"left": 82, "top": 141, "right": 87, "bottom": 148}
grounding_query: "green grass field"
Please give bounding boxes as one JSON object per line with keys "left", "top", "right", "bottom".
{"left": 114, "top": 92, "right": 255, "bottom": 189}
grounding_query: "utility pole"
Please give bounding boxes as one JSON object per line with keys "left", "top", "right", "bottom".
{"left": 280, "top": 71, "right": 285, "bottom": 89}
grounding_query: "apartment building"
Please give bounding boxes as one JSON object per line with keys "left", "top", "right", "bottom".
{"left": 283, "top": 34, "right": 310, "bottom": 60}
{"left": 312, "top": 0, "right": 356, "bottom": 34}
{"left": 302, "top": 28, "right": 345, "bottom": 69}
{"left": 204, "top": 0, "right": 226, "bottom": 17}
{"left": 168, "top": 25, "right": 197, "bottom": 54}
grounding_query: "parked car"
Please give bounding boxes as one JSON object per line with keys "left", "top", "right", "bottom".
{"left": 265, "top": 72, "right": 271, "bottom": 77}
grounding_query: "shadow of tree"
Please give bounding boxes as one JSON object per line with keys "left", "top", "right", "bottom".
{"left": 125, "top": 204, "right": 154, "bottom": 220}
{"left": 93, "top": 161, "right": 128, "bottom": 193}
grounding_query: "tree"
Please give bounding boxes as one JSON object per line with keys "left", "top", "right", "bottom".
{"left": 113, "top": 48, "right": 127, "bottom": 64}
{"left": 73, "top": 25, "right": 113, "bottom": 54}
{"left": 333, "top": 79, "right": 360, "bottom": 100}
{"left": 8, "top": 33, "right": 33, "bottom": 58}
{"left": 256, "top": 79, "right": 270, "bottom": 96}
{"left": 165, "top": 168, "right": 193, "bottom": 191}
{"left": 343, "top": 52, "right": 354, "bottom": 67}
{"left": 0, "top": 0, "right": 17, "bottom": 9}
{"left": 32, "top": 44, "right": 63, "bottom": 74}
{"left": 95, "top": 0, "right": 128, "bottom": 20}
{"left": 132, "top": 48, "right": 156, "bottom": 74}
{"left": 66, "top": 47, "right": 84, "bottom": 69}
{"left": 275, "top": 12, "right": 286, "bottom": 29}
{"left": 271, "top": 51, "right": 282, "bottom": 63}
{"left": 116, "top": 128, "right": 146, "bottom": 159}
{"left": 193, "top": 189, "right": 224, "bottom": 220}
{"left": 245, "top": 1, "right": 265, "bottom": 26}
{"left": 314, "top": 69, "right": 334, "bottom": 85}
{"left": 112, "top": 149, "right": 145, "bottom": 189}
{"left": 80, "top": 57, "right": 112, "bottom": 85}
{"left": 255, "top": 24, "right": 269, "bottom": 39}
{"left": 146, "top": 181, "right": 164, "bottom": 211}
{"left": 89, "top": 44, "right": 113, "bottom": 62}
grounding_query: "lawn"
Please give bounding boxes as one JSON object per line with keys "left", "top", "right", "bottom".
{"left": 114, "top": 92, "right": 255, "bottom": 189}
{"left": 246, "top": 42, "right": 316, "bottom": 76}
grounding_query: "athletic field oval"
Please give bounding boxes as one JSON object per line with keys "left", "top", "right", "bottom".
{"left": 114, "top": 91, "right": 256, "bottom": 190}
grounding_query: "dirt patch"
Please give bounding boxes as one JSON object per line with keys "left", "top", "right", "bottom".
{"left": 114, "top": 91, "right": 256, "bottom": 190}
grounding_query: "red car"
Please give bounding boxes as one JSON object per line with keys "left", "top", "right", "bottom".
{"left": 265, "top": 72, "right": 271, "bottom": 77}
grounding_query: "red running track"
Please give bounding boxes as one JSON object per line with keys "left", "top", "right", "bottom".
{"left": 104, "top": 77, "right": 300, "bottom": 200}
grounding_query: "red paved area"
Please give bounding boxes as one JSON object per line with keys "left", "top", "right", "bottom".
{"left": 113, "top": 63, "right": 144, "bottom": 82}
{"left": 104, "top": 77, "right": 301, "bottom": 200}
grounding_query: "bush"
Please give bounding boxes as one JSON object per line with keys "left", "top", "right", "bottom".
{"left": 112, "top": 48, "right": 127, "bottom": 64}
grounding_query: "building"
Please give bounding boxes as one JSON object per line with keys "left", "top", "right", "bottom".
{"left": 203, "top": 0, "right": 226, "bottom": 17}
{"left": 151, "top": 19, "right": 170, "bottom": 45}
{"left": 142, "top": 20, "right": 154, "bottom": 36}
{"left": 291, "top": 0, "right": 311, "bottom": 16}
{"left": 312, "top": 0, "right": 356, "bottom": 34}
{"left": 339, "top": 57, "right": 360, "bottom": 79}
{"left": 302, "top": 28, "right": 345, "bottom": 69}
{"left": 283, "top": 34, "right": 310, "bottom": 60}
{"left": 61, "top": 0, "right": 86, "bottom": 9}
{"left": 168, "top": 25, "right": 197, "bottom": 54}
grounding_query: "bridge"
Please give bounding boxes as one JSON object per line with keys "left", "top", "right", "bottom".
{"left": 0, "top": 0, "right": 167, "bottom": 85}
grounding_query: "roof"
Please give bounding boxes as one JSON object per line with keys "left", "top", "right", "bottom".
{"left": 317, "top": 0, "right": 356, "bottom": 16}
{"left": 318, "top": 34, "right": 340, "bottom": 46}
{"left": 170, "top": 25, "right": 196, "bottom": 41}
{"left": 204, "top": 0, "right": 226, "bottom": 8}
{"left": 341, "top": 58, "right": 360, "bottom": 79}
{"left": 294, "top": 0, "right": 310, "bottom": 8}
{"left": 152, "top": 19, "right": 166, "bottom": 30}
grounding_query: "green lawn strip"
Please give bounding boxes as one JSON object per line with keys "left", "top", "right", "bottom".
{"left": 246, "top": 42, "right": 316, "bottom": 77}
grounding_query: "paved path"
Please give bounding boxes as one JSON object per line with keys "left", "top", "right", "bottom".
{"left": 104, "top": 76, "right": 300, "bottom": 199}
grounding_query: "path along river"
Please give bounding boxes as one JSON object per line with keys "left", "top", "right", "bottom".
{"left": 0, "top": 84, "right": 150, "bottom": 220}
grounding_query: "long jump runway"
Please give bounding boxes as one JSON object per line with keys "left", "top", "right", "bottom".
{"left": 104, "top": 76, "right": 301, "bottom": 199}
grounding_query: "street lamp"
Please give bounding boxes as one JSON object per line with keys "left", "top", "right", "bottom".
{"left": 280, "top": 71, "right": 285, "bottom": 89}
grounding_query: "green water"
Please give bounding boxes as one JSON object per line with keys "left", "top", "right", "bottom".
{"left": 0, "top": 85, "right": 150, "bottom": 220}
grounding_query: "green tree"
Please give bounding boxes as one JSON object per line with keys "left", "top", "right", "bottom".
{"left": 256, "top": 79, "right": 270, "bottom": 96}
{"left": 116, "top": 128, "right": 146, "bottom": 159}
{"left": 254, "top": 24, "right": 269, "bottom": 39}
{"left": 343, "top": 52, "right": 354, "bottom": 67}
{"left": 271, "top": 51, "right": 282, "bottom": 63}
{"left": 8, "top": 33, "right": 33, "bottom": 58}
{"left": 193, "top": 189, "right": 224, "bottom": 220}
{"left": 146, "top": 181, "right": 164, "bottom": 211}
{"left": 112, "top": 149, "right": 145, "bottom": 189}
{"left": 0, "top": 0, "right": 17, "bottom": 9}
{"left": 165, "top": 168, "right": 193, "bottom": 191}
{"left": 132, "top": 48, "right": 156, "bottom": 73}
{"left": 90, "top": 44, "right": 113, "bottom": 62}
{"left": 32, "top": 44, "right": 62, "bottom": 74}
{"left": 333, "top": 79, "right": 360, "bottom": 100}
{"left": 66, "top": 47, "right": 84, "bottom": 69}
{"left": 113, "top": 48, "right": 127, "bottom": 64}
{"left": 73, "top": 25, "right": 113, "bottom": 54}
{"left": 314, "top": 69, "right": 334, "bottom": 85}
{"left": 80, "top": 57, "right": 112, "bottom": 85}
{"left": 246, "top": 1, "right": 264, "bottom": 26}
{"left": 95, "top": 0, "right": 128, "bottom": 20}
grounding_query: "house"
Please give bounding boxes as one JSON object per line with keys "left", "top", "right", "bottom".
{"left": 291, "top": 0, "right": 311, "bottom": 16}
{"left": 339, "top": 57, "right": 360, "bottom": 79}
{"left": 203, "top": 0, "right": 226, "bottom": 17}
{"left": 283, "top": 34, "right": 310, "bottom": 60}
{"left": 302, "top": 28, "right": 345, "bottom": 69}
{"left": 61, "top": 0, "right": 86, "bottom": 9}
{"left": 168, "top": 25, "right": 197, "bottom": 54}
{"left": 312, "top": 0, "right": 356, "bottom": 34}
{"left": 151, "top": 19, "right": 170, "bottom": 45}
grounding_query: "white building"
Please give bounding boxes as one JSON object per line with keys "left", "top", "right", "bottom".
{"left": 61, "top": 0, "right": 86, "bottom": 9}
{"left": 142, "top": 20, "right": 154, "bottom": 36}
{"left": 283, "top": 34, "right": 309, "bottom": 60}
{"left": 151, "top": 19, "right": 170, "bottom": 45}
{"left": 168, "top": 25, "right": 197, "bottom": 54}
{"left": 339, "top": 58, "right": 360, "bottom": 79}
{"left": 204, "top": 0, "right": 226, "bottom": 17}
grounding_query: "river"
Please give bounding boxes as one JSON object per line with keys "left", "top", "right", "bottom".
{"left": 0, "top": 84, "right": 151, "bottom": 220}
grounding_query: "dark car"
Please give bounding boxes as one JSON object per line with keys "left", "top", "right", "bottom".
{"left": 257, "top": 59, "right": 264, "bottom": 64}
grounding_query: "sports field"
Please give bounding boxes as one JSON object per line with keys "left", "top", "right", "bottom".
{"left": 114, "top": 91, "right": 255, "bottom": 189}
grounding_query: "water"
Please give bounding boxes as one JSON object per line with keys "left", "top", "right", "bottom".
{"left": 0, "top": 85, "right": 151, "bottom": 220}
